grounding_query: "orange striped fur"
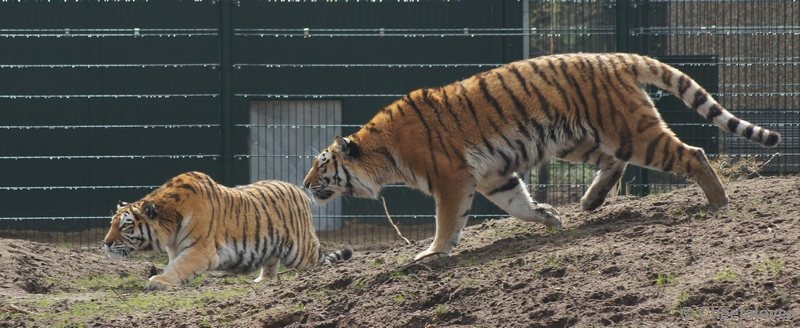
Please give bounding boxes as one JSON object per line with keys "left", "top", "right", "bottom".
{"left": 103, "top": 171, "right": 352, "bottom": 290}
{"left": 303, "top": 53, "right": 780, "bottom": 260}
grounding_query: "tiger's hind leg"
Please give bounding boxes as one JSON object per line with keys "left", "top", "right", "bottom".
{"left": 558, "top": 142, "right": 628, "bottom": 211}
{"left": 633, "top": 140, "right": 728, "bottom": 207}
{"left": 254, "top": 257, "right": 280, "bottom": 283}
{"left": 582, "top": 160, "right": 627, "bottom": 211}
{"left": 614, "top": 121, "right": 728, "bottom": 207}
{"left": 476, "top": 173, "right": 563, "bottom": 230}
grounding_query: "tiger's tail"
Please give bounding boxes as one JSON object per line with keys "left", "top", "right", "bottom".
{"left": 634, "top": 55, "right": 780, "bottom": 148}
{"left": 319, "top": 248, "right": 353, "bottom": 265}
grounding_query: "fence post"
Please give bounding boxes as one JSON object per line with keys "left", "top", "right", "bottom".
{"left": 616, "top": 0, "right": 651, "bottom": 197}
{"left": 219, "top": 0, "right": 234, "bottom": 186}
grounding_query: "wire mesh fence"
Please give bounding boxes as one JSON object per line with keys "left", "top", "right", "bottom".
{"left": 1, "top": 0, "right": 797, "bottom": 250}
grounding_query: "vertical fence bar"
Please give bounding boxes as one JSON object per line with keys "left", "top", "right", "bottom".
{"left": 219, "top": 0, "right": 234, "bottom": 186}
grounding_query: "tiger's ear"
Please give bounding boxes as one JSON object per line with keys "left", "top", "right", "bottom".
{"left": 141, "top": 201, "right": 157, "bottom": 220}
{"left": 334, "top": 136, "right": 360, "bottom": 159}
{"left": 117, "top": 200, "right": 129, "bottom": 210}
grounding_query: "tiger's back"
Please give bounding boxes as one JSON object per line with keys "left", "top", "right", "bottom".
{"left": 103, "top": 171, "right": 352, "bottom": 290}
{"left": 303, "top": 53, "right": 780, "bottom": 261}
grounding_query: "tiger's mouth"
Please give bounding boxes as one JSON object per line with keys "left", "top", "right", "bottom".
{"left": 103, "top": 241, "right": 135, "bottom": 260}
{"left": 308, "top": 186, "right": 337, "bottom": 204}
{"left": 311, "top": 189, "right": 335, "bottom": 203}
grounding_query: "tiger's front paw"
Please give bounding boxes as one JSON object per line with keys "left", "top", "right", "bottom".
{"left": 536, "top": 204, "right": 563, "bottom": 231}
{"left": 145, "top": 275, "right": 174, "bottom": 291}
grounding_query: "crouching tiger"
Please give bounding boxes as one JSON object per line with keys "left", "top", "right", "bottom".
{"left": 303, "top": 53, "right": 780, "bottom": 261}
{"left": 103, "top": 171, "right": 352, "bottom": 290}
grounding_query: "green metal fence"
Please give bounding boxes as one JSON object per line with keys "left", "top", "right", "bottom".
{"left": 0, "top": 0, "right": 797, "bottom": 249}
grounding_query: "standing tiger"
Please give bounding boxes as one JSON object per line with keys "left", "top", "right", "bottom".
{"left": 303, "top": 53, "right": 780, "bottom": 261}
{"left": 103, "top": 171, "right": 352, "bottom": 290}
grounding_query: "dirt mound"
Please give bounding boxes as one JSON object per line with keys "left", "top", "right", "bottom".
{"left": 1, "top": 176, "right": 799, "bottom": 327}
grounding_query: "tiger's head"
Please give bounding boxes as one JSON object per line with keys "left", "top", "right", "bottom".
{"left": 103, "top": 200, "right": 165, "bottom": 260}
{"left": 303, "top": 136, "right": 380, "bottom": 204}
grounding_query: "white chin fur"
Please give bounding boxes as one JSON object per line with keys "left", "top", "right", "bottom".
{"left": 311, "top": 194, "right": 336, "bottom": 205}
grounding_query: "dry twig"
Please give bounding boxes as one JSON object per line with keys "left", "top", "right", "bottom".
{"left": 381, "top": 196, "right": 411, "bottom": 245}
{"left": 755, "top": 152, "right": 781, "bottom": 175}
{"left": 108, "top": 288, "right": 133, "bottom": 310}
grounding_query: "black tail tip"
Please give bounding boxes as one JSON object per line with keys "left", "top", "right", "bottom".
{"left": 341, "top": 248, "right": 353, "bottom": 261}
{"left": 764, "top": 131, "right": 781, "bottom": 147}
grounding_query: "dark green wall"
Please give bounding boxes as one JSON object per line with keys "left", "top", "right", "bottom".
{"left": 1, "top": 1, "right": 521, "bottom": 231}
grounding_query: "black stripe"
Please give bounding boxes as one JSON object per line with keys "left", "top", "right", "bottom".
{"left": 692, "top": 92, "right": 708, "bottom": 110}
{"left": 425, "top": 171, "right": 434, "bottom": 195}
{"left": 516, "top": 121, "right": 532, "bottom": 140}
{"left": 582, "top": 144, "right": 601, "bottom": 163}
{"left": 584, "top": 58, "right": 605, "bottom": 132}
{"left": 707, "top": 104, "right": 724, "bottom": 119}
{"left": 375, "top": 147, "right": 397, "bottom": 168}
{"left": 481, "top": 135, "right": 496, "bottom": 155}
{"left": 528, "top": 60, "right": 553, "bottom": 86}
{"left": 677, "top": 75, "right": 691, "bottom": 96}
{"left": 497, "top": 73, "right": 529, "bottom": 119}
{"left": 645, "top": 133, "right": 666, "bottom": 166}
{"left": 487, "top": 178, "right": 520, "bottom": 196}
{"left": 661, "top": 137, "right": 675, "bottom": 172}
{"left": 421, "top": 89, "right": 447, "bottom": 127}
{"left": 404, "top": 96, "right": 439, "bottom": 175}
{"left": 529, "top": 82, "right": 554, "bottom": 121}
{"left": 459, "top": 84, "right": 481, "bottom": 126}
{"left": 636, "top": 115, "right": 660, "bottom": 134}
{"left": 508, "top": 65, "right": 531, "bottom": 96}
{"left": 727, "top": 117, "right": 741, "bottom": 133}
{"left": 441, "top": 88, "right": 462, "bottom": 129}
{"left": 744, "top": 125, "right": 755, "bottom": 139}
{"left": 660, "top": 65, "right": 673, "bottom": 87}
{"left": 479, "top": 75, "right": 506, "bottom": 120}
{"left": 515, "top": 140, "right": 530, "bottom": 162}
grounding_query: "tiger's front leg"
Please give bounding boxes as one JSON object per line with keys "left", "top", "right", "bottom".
{"left": 414, "top": 182, "right": 477, "bottom": 261}
{"left": 146, "top": 245, "right": 218, "bottom": 291}
{"left": 477, "top": 173, "right": 563, "bottom": 230}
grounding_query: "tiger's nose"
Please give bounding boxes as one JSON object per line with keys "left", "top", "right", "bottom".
{"left": 303, "top": 180, "right": 311, "bottom": 189}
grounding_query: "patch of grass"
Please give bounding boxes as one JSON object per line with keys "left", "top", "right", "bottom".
{"left": 390, "top": 253, "right": 415, "bottom": 263}
{"left": 715, "top": 269, "right": 738, "bottom": 282}
{"left": 22, "top": 286, "right": 252, "bottom": 327}
{"left": 693, "top": 209, "right": 708, "bottom": 221}
{"left": 351, "top": 278, "right": 368, "bottom": 289}
{"left": 670, "top": 208, "right": 685, "bottom": 216}
{"left": 459, "top": 256, "right": 478, "bottom": 267}
{"left": 393, "top": 294, "right": 406, "bottom": 302}
{"left": 756, "top": 258, "right": 787, "bottom": 276}
{"left": 430, "top": 304, "right": 450, "bottom": 323}
{"left": 71, "top": 273, "right": 145, "bottom": 291}
{"left": 221, "top": 275, "right": 254, "bottom": 285}
{"left": 184, "top": 273, "right": 208, "bottom": 287}
{"left": 369, "top": 258, "right": 385, "bottom": 267}
{"left": 656, "top": 273, "right": 677, "bottom": 286}
{"left": 388, "top": 270, "right": 409, "bottom": 281}
{"left": 677, "top": 290, "right": 689, "bottom": 303}
{"left": 545, "top": 254, "right": 562, "bottom": 268}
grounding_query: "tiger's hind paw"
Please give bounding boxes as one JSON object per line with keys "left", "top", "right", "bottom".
{"left": 144, "top": 275, "right": 174, "bottom": 291}
{"left": 413, "top": 249, "right": 449, "bottom": 262}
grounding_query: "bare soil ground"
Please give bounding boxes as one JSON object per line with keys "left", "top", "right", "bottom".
{"left": 1, "top": 175, "right": 799, "bottom": 327}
